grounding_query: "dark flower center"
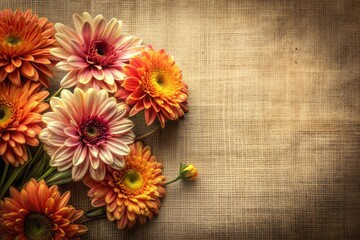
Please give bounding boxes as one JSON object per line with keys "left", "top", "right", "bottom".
{"left": 79, "top": 116, "right": 109, "bottom": 146}
{"left": 0, "top": 109, "right": 5, "bottom": 119}
{"left": 6, "top": 35, "right": 21, "bottom": 45}
{"left": 24, "top": 213, "right": 53, "bottom": 240}
{"left": 86, "top": 39, "right": 117, "bottom": 66}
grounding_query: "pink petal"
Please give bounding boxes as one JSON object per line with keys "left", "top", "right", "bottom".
{"left": 73, "top": 144, "right": 87, "bottom": 166}
{"left": 72, "top": 159, "right": 89, "bottom": 181}
{"left": 107, "top": 138, "right": 130, "bottom": 156}
{"left": 91, "top": 68, "right": 105, "bottom": 80}
{"left": 81, "top": 22, "right": 93, "bottom": 48}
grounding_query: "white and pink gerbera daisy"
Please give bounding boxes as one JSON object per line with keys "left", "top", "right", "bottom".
{"left": 51, "top": 12, "right": 145, "bottom": 92}
{"left": 39, "top": 88, "right": 135, "bottom": 181}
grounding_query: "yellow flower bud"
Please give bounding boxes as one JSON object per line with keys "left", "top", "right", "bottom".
{"left": 180, "top": 164, "right": 198, "bottom": 181}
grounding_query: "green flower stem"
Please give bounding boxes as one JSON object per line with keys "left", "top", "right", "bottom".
{"left": 21, "top": 145, "right": 42, "bottom": 186}
{"left": 32, "top": 143, "right": 44, "bottom": 161}
{"left": 45, "top": 87, "right": 63, "bottom": 102}
{"left": 37, "top": 167, "right": 56, "bottom": 182}
{"left": 0, "top": 147, "right": 32, "bottom": 199}
{"left": 165, "top": 175, "right": 182, "bottom": 185}
{"left": 135, "top": 126, "right": 160, "bottom": 141}
{"left": 79, "top": 215, "right": 107, "bottom": 224}
{"left": 0, "top": 162, "right": 28, "bottom": 199}
{"left": 0, "top": 163, "right": 9, "bottom": 190}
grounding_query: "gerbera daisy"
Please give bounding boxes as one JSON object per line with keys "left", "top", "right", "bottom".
{"left": 0, "top": 9, "right": 57, "bottom": 87}
{"left": 83, "top": 141, "right": 166, "bottom": 229}
{"left": 0, "top": 179, "right": 87, "bottom": 240}
{"left": 51, "top": 12, "right": 145, "bottom": 92}
{"left": 115, "top": 47, "right": 188, "bottom": 128}
{"left": 0, "top": 80, "right": 49, "bottom": 167}
{"left": 39, "top": 88, "right": 135, "bottom": 181}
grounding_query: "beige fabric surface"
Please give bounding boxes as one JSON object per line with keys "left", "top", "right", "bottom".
{"left": 2, "top": 0, "right": 360, "bottom": 239}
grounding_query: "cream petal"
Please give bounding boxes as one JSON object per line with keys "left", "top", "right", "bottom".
{"left": 90, "top": 155, "right": 100, "bottom": 169}
{"left": 107, "top": 138, "right": 130, "bottom": 156}
{"left": 111, "top": 156, "right": 125, "bottom": 170}
{"left": 97, "top": 99, "right": 117, "bottom": 120}
{"left": 82, "top": 12, "right": 94, "bottom": 26}
{"left": 55, "top": 33, "right": 73, "bottom": 53}
{"left": 73, "top": 144, "right": 87, "bottom": 166}
{"left": 110, "top": 119, "right": 134, "bottom": 135}
{"left": 103, "top": 70, "right": 115, "bottom": 85}
{"left": 72, "top": 159, "right": 89, "bottom": 181}
{"left": 98, "top": 147, "right": 113, "bottom": 165}
{"left": 64, "top": 127, "right": 79, "bottom": 138}
{"left": 104, "top": 18, "right": 119, "bottom": 39}
{"left": 118, "top": 46, "right": 146, "bottom": 61}
{"left": 120, "top": 131, "right": 135, "bottom": 144}
{"left": 51, "top": 145, "right": 75, "bottom": 165}
{"left": 91, "top": 68, "right": 104, "bottom": 80}
{"left": 60, "top": 71, "right": 78, "bottom": 88}
{"left": 73, "top": 13, "right": 85, "bottom": 34}
{"left": 47, "top": 133, "right": 68, "bottom": 146}
{"left": 113, "top": 35, "right": 134, "bottom": 49}
{"left": 49, "top": 96, "right": 64, "bottom": 109}
{"left": 85, "top": 88, "right": 99, "bottom": 116}
{"left": 96, "top": 89, "right": 109, "bottom": 103}
{"left": 89, "top": 146, "right": 99, "bottom": 158}
{"left": 51, "top": 47, "right": 71, "bottom": 59}
{"left": 64, "top": 136, "right": 80, "bottom": 147}
{"left": 89, "top": 161, "right": 106, "bottom": 181}
{"left": 78, "top": 68, "right": 93, "bottom": 84}
{"left": 55, "top": 23, "right": 83, "bottom": 42}
{"left": 47, "top": 122, "right": 68, "bottom": 136}
{"left": 55, "top": 61, "right": 74, "bottom": 71}
{"left": 68, "top": 55, "right": 88, "bottom": 68}
{"left": 94, "top": 18, "right": 106, "bottom": 39}
{"left": 82, "top": 22, "right": 93, "bottom": 47}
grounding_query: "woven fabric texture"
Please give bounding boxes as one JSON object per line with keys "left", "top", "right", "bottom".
{"left": 1, "top": 0, "right": 360, "bottom": 239}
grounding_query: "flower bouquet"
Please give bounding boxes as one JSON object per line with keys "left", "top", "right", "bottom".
{"left": 0, "top": 10, "right": 198, "bottom": 239}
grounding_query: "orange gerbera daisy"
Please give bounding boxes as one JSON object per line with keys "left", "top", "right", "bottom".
{"left": 0, "top": 80, "right": 49, "bottom": 167}
{"left": 0, "top": 9, "right": 57, "bottom": 87}
{"left": 0, "top": 179, "right": 87, "bottom": 240}
{"left": 83, "top": 141, "right": 166, "bottom": 229}
{"left": 115, "top": 47, "right": 189, "bottom": 128}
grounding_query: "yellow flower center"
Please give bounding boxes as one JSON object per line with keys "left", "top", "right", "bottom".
{"left": 24, "top": 213, "right": 53, "bottom": 240}
{"left": 6, "top": 35, "right": 22, "bottom": 46}
{"left": 0, "top": 102, "right": 15, "bottom": 131}
{"left": 123, "top": 169, "right": 143, "bottom": 190}
{"left": 146, "top": 70, "right": 178, "bottom": 97}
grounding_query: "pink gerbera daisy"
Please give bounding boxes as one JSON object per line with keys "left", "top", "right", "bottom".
{"left": 51, "top": 12, "right": 145, "bottom": 92}
{"left": 39, "top": 88, "right": 135, "bottom": 181}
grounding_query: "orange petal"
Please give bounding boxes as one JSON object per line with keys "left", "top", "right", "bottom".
{"left": 21, "top": 61, "right": 35, "bottom": 77}
{"left": 5, "top": 63, "right": 15, "bottom": 73}
{"left": 8, "top": 69, "right": 20, "bottom": 86}
{"left": 11, "top": 58, "right": 22, "bottom": 68}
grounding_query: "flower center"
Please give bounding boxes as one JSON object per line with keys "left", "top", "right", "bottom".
{"left": 0, "top": 102, "right": 15, "bottom": 131}
{"left": 24, "top": 213, "right": 53, "bottom": 240}
{"left": 6, "top": 35, "right": 21, "bottom": 46}
{"left": 79, "top": 116, "right": 109, "bottom": 146}
{"left": 122, "top": 169, "right": 143, "bottom": 190}
{"left": 145, "top": 70, "right": 178, "bottom": 97}
{"left": 86, "top": 40, "right": 117, "bottom": 66}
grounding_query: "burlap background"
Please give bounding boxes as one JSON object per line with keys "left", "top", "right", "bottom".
{"left": 2, "top": 0, "right": 360, "bottom": 239}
